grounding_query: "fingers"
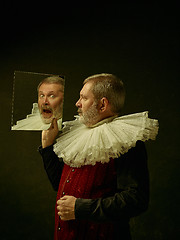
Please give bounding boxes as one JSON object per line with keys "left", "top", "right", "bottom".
{"left": 57, "top": 209, "right": 69, "bottom": 221}
{"left": 56, "top": 195, "right": 76, "bottom": 221}
{"left": 56, "top": 202, "right": 69, "bottom": 221}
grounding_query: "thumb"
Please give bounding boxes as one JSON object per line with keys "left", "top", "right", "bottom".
{"left": 60, "top": 195, "right": 69, "bottom": 200}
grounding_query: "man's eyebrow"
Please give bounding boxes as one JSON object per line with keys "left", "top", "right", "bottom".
{"left": 39, "top": 91, "right": 56, "bottom": 94}
{"left": 80, "top": 92, "right": 86, "bottom": 97}
{"left": 38, "top": 89, "right": 63, "bottom": 95}
{"left": 48, "top": 91, "right": 56, "bottom": 94}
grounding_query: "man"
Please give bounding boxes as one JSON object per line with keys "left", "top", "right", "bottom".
{"left": 12, "top": 76, "right": 64, "bottom": 130}
{"left": 38, "top": 76, "right": 64, "bottom": 125}
{"left": 39, "top": 73, "right": 158, "bottom": 239}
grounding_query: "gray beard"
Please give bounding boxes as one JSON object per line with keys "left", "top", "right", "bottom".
{"left": 40, "top": 107, "right": 62, "bottom": 124}
{"left": 40, "top": 115, "right": 53, "bottom": 124}
{"left": 79, "top": 102, "right": 99, "bottom": 127}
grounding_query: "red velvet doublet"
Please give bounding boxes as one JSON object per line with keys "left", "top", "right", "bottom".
{"left": 54, "top": 159, "right": 117, "bottom": 240}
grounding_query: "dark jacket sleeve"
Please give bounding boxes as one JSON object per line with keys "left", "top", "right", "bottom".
{"left": 75, "top": 141, "right": 149, "bottom": 222}
{"left": 38, "top": 145, "right": 64, "bottom": 191}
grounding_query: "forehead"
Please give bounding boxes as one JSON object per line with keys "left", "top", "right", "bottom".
{"left": 80, "top": 81, "right": 94, "bottom": 96}
{"left": 38, "top": 83, "right": 63, "bottom": 93}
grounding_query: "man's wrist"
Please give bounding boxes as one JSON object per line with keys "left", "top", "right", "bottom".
{"left": 38, "top": 144, "right": 54, "bottom": 155}
{"left": 42, "top": 141, "right": 53, "bottom": 149}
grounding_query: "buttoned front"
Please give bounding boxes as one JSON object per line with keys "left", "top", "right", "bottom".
{"left": 54, "top": 160, "right": 117, "bottom": 240}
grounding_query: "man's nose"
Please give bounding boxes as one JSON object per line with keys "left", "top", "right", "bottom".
{"left": 75, "top": 99, "right": 81, "bottom": 107}
{"left": 43, "top": 96, "right": 49, "bottom": 105}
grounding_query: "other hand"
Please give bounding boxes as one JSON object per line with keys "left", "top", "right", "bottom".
{"left": 57, "top": 195, "right": 77, "bottom": 221}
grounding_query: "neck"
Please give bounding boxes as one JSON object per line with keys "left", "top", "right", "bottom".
{"left": 87, "top": 115, "right": 118, "bottom": 128}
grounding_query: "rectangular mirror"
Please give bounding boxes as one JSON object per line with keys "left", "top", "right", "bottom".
{"left": 11, "top": 71, "right": 65, "bottom": 131}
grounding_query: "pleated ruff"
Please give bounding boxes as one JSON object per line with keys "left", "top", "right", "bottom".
{"left": 53, "top": 111, "right": 159, "bottom": 167}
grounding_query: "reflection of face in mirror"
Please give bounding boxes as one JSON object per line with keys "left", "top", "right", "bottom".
{"left": 38, "top": 77, "right": 64, "bottom": 124}
{"left": 11, "top": 73, "right": 65, "bottom": 131}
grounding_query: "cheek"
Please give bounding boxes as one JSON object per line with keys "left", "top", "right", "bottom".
{"left": 50, "top": 99, "right": 61, "bottom": 110}
{"left": 82, "top": 101, "right": 93, "bottom": 112}
{"left": 54, "top": 95, "right": 63, "bottom": 106}
{"left": 38, "top": 99, "right": 43, "bottom": 106}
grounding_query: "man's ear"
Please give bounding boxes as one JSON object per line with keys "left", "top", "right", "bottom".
{"left": 99, "top": 97, "right": 109, "bottom": 112}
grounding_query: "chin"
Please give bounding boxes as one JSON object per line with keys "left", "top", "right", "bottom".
{"left": 79, "top": 116, "right": 96, "bottom": 127}
{"left": 41, "top": 116, "right": 53, "bottom": 124}
{"left": 79, "top": 116, "right": 85, "bottom": 123}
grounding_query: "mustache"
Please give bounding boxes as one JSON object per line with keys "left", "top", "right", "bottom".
{"left": 41, "top": 105, "right": 53, "bottom": 113}
{"left": 77, "top": 108, "right": 82, "bottom": 113}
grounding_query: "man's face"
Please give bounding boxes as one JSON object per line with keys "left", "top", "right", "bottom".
{"left": 38, "top": 83, "right": 64, "bottom": 124}
{"left": 76, "top": 81, "right": 100, "bottom": 126}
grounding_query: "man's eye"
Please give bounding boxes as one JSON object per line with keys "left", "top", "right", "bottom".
{"left": 39, "top": 94, "right": 44, "bottom": 98}
{"left": 50, "top": 95, "right": 55, "bottom": 98}
{"left": 82, "top": 96, "right": 87, "bottom": 100}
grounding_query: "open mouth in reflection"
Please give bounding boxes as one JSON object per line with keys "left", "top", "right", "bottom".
{"left": 42, "top": 108, "right": 53, "bottom": 118}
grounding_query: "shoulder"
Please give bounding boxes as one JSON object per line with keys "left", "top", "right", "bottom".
{"left": 115, "top": 141, "right": 147, "bottom": 167}
{"left": 125, "top": 140, "right": 147, "bottom": 158}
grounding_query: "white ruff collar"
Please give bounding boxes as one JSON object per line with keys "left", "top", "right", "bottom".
{"left": 53, "top": 112, "right": 159, "bottom": 167}
{"left": 11, "top": 103, "right": 62, "bottom": 131}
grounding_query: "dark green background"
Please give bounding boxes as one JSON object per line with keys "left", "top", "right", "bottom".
{"left": 0, "top": 3, "right": 179, "bottom": 240}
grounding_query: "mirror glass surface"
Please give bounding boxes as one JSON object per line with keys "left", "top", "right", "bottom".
{"left": 11, "top": 71, "right": 65, "bottom": 131}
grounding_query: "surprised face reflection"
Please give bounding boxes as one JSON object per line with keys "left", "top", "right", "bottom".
{"left": 38, "top": 83, "right": 64, "bottom": 124}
